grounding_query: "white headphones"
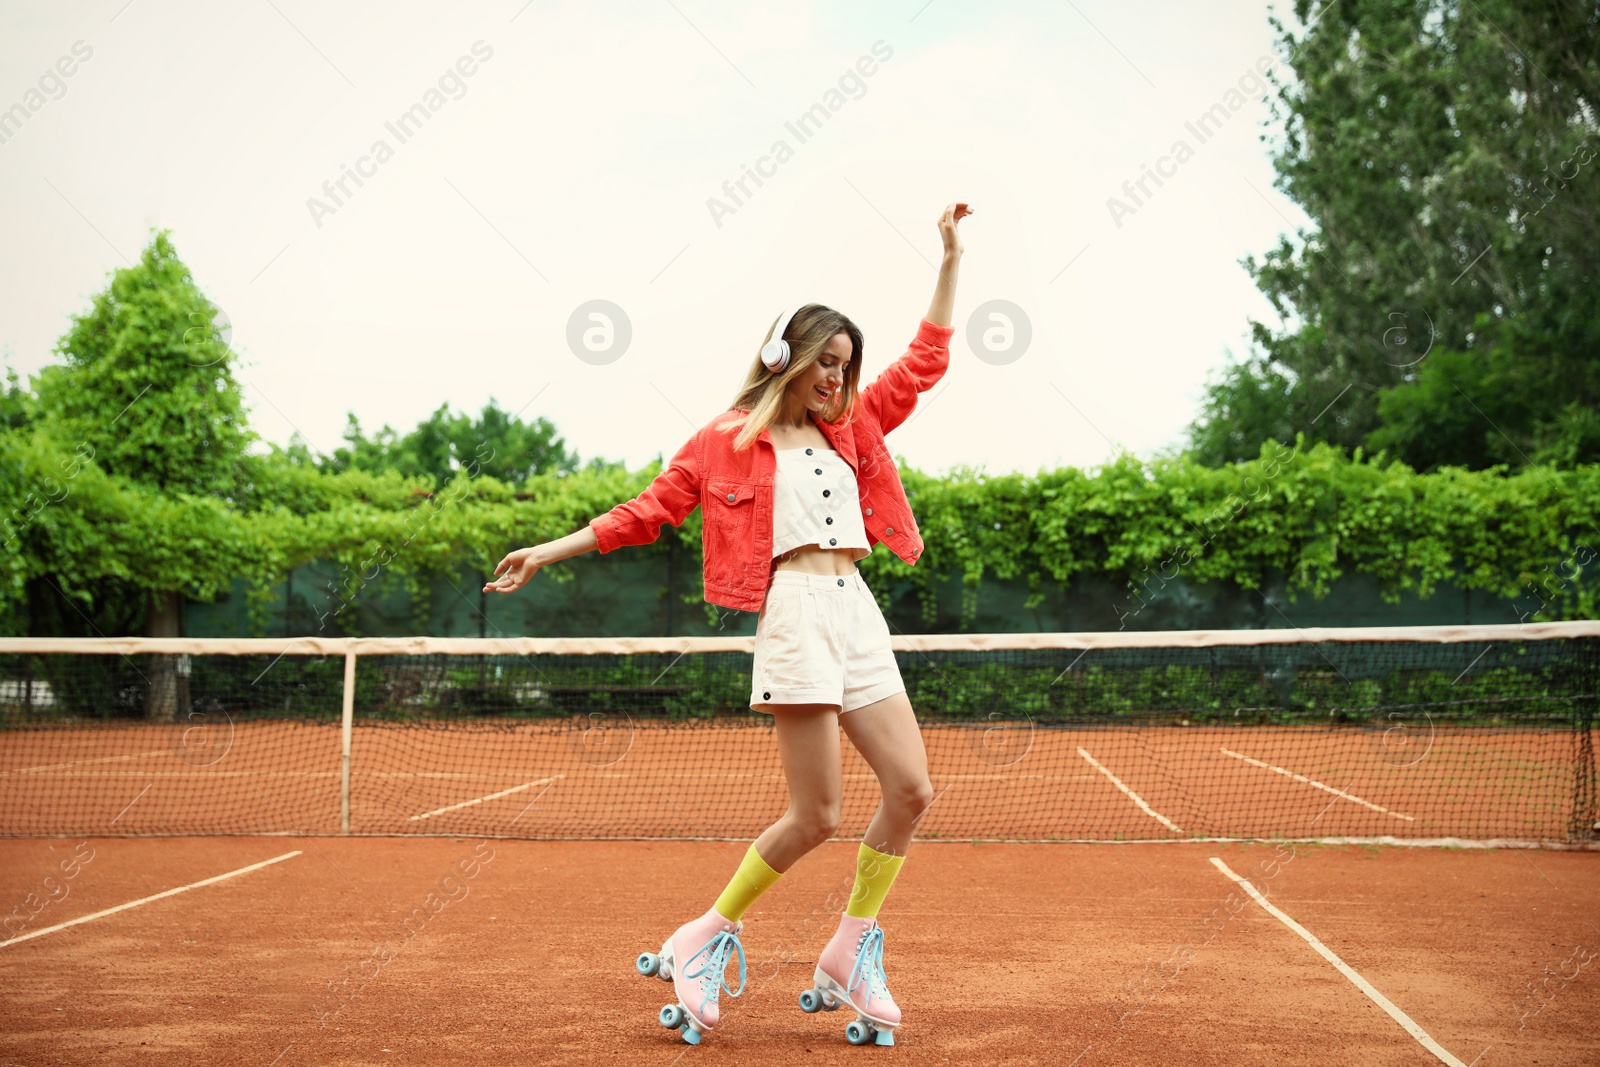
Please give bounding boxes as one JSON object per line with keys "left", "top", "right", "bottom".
{"left": 760, "top": 304, "right": 808, "bottom": 373}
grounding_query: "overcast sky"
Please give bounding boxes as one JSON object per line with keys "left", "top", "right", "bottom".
{"left": 2, "top": 0, "right": 1318, "bottom": 478}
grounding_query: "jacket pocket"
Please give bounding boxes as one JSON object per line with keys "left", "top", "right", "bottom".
{"left": 709, "top": 480, "right": 756, "bottom": 508}
{"left": 705, "top": 480, "right": 758, "bottom": 578}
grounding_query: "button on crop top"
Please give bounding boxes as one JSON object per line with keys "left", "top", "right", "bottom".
{"left": 771, "top": 447, "right": 871, "bottom": 562}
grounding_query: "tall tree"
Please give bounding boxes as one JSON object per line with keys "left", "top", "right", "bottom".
{"left": 310, "top": 398, "right": 581, "bottom": 488}
{"left": 32, "top": 228, "right": 254, "bottom": 719}
{"left": 1188, "top": 0, "right": 1600, "bottom": 469}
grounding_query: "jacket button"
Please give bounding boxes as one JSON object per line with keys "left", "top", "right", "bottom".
{"left": 837, "top": 578, "right": 844, "bottom": 586}
{"left": 822, "top": 489, "right": 830, "bottom": 497}
{"left": 885, "top": 527, "right": 894, "bottom": 535}
{"left": 805, "top": 448, "right": 813, "bottom": 455}
{"left": 829, "top": 538, "right": 837, "bottom": 546}
{"left": 815, "top": 468, "right": 822, "bottom": 475}
{"left": 825, "top": 517, "right": 833, "bottom": 524}
{"left": 763, "top": 691, "right": 771, "bottom": 700}
{"left": 865, "top": 508, "right": 873, "bottom": 516}
{"left": 726, "top": 492, "right": 736, "bottom": 502}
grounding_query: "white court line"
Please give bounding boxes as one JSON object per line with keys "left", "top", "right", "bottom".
{"left": 14, "top": 771, "right": 339, "bottom": 780}
{"left": 0, "top": 751, "right": 169, "bottom": 776}
{"left": 582, "top": 771, "right": 1098, "bottom": 781}
{"left": 0, "top": 850, "right": 302, "bottom": 949}
{"left": 1208, "top": 857, "right": 1467, "bottom": 1066}
{"left": 1077, "top": 747, "right": 1183, "bottom": 833}
{"left": 407, "top": 775, "right": 565, "bottom": 822}
{"left": 1220, "top": 748, "right": 1415, "bottom": 822}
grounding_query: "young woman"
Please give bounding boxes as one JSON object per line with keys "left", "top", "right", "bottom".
{"left": 484, "top": 201, "right": 971, "bottom": 1047}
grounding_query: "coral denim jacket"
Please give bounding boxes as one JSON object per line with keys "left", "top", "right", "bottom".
{"left": 588, "top": 318, "right": 955, "bottom": 612}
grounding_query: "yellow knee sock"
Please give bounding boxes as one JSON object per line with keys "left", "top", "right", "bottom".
{"left": 845, "top": 842, "right": 906, "bottom": 919}
{"left": 713, "top": 843, "right": 784, "bottom": 921}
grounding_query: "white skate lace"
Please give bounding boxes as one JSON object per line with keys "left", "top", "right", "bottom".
{"left": 847, "top": 925, "right": 892, "bottom": 1002}
{"left": 682, "top": 930, "right": 747, "bottom": 1013}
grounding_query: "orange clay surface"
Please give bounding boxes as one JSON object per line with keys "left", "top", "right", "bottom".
{"left": 0, "top": 836, "right": 1596, "bottom": 1066}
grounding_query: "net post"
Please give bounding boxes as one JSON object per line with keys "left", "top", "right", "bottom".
{"left": 340, "top": 648, "right": 356, "bottom": 834}
{"left": 1572, "top": 637, "right": 1598, "bottom": 842}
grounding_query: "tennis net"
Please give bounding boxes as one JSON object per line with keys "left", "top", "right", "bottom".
{"left": 0, "top": 623, "right": 1595, "bottom": 846}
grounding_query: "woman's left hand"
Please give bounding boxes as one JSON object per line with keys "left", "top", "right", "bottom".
{"left": 938, "top": 202, "right": 972, "bottom": 257}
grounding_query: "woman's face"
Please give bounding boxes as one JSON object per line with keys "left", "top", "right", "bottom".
{"left": 788, "top": 331, "right": 853, "bottom": 413}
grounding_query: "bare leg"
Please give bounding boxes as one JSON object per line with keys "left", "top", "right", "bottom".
{"left": 838, "top": 691, "right": 935, "bottom": 856}
{"left": 800, "top": 692, "right": 926, "bottom": 1039}
{"left": 752, "top": 704, "right": 844, "bottom": 872}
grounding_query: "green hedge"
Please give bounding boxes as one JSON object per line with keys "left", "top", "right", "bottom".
{"left": 3, "top": 432, "right": 1595, "bottom": 635}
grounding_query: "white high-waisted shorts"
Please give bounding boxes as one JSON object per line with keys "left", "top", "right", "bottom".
{"left": 749, "top": 569, "right": 905, "bottom": 714}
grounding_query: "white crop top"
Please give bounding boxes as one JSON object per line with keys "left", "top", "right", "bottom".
{"left": 771, "top": 447, "right": 871, "bottom": 562}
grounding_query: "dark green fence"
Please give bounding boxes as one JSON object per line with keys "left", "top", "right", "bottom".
{"left": 184, "top": 533, "right": 1532, "bottom": 639}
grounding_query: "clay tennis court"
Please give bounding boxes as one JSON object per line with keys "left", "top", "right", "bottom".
{"left": 2, "top": 628, "right": 1596, "bottom": 1063}
{"left": 1, "top": 835, "right": 1596, "bottom": 1065}
{"left": 2, "top": 718, "right": 1598, "bottom": 1064}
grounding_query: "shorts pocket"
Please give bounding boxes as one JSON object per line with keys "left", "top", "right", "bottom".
{"left": 855, "top": 578, "right": 880, "bottom": 611}
{"left": 757, "top": 588, "right": 816, "bottom": 689}
{"left": 853, "top": 580, "right": 893, "bottom": 644}
{"left": 854, "top": 578, "right": 885, "bottom": 616}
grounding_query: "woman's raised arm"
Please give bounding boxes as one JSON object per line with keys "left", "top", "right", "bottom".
{"left": 924, "top": 201, "right": 971, "bottom": 328}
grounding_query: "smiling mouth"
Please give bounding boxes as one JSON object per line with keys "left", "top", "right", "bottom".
{"left": 814, "top": 386, "right": 833, "bottom": 401}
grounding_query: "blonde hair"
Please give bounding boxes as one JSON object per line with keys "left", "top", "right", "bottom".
{"left": 720, "top": 304, "right": 865, "bottom": 451}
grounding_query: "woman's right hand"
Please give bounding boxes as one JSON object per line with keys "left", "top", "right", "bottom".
{"left": 484, "top": 546, "right": 545, "bottom": 594}
{"left": 938, "top": 201, "right": 972, "bottom": 258}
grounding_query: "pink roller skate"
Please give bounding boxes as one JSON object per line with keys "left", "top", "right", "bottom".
{"left": 798, "top": 914, "right": 900, "bottom": 1046}
{"left": 635, "top": 904, "right": 746, "bottom": 1045}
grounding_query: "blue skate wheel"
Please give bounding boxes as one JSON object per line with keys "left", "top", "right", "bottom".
{"left": 659, "top": 1004, "right": 685, "bottom": 1029}
{"left": 799, "top": 989, "right": 821, "bottom": 1013}
{"left": 874, "top": 1029, "right": 895, "bottom": 1046}
{"left": 681, "top": 1024, "right": 702, "bottom": 1045}
{"left": 846, "top": 1020, "right": 874, "bottom": 1045}
{"left": 637, "top": 952, "right": 660, "bottom": 977}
